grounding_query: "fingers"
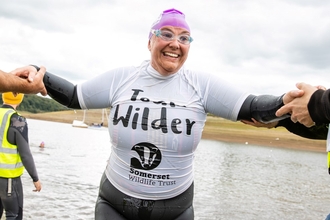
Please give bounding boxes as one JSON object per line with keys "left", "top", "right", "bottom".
{"left": 10, "top": 67, "right": 31, "bottom": 78}
{"left": 276, "top": 104, "right": 291, "bottom": 117}
{"left": 289, "top": 109, "right": 315, "bottom": 127}
{"left": 290, "top": 89, "right": 304, "bottom": 97}
{"left": 241, "top": 118, "right": 277, "bottom": 128}
{"left": 295, "top": 82, "right": 312, "bottom": 90}
{"left": 32, "top": 66, "right": 45, "bottom": 83}
{"left": 33, "top": 181, "right": 42, "bottom": 192}
{"left": 290, "top": 114, "right": 297, "bottom": 123}
{"left": 6, "top": 65, "right": 47, "bottom": 95}
{"left": 282, "top": 90, "right": 304, "bottom": 104}
{"left": 316, "top": 85, "right": 326, "bottom": 90}
{"left": 305, "top": 121, "right": 316, "bottom": 128}
{"left": 296, "top": 115, "right": 315, "bottom": 127}
{"left": 278, "top": 82, "right": 318, "bottom": 127}
{"left": 32, "top": 66, "right": 47, "bottom": 95}
{"left": 241, "top": 120, "right": 253, "bottom": 125}
{"left": 28, "top": 66, "right": 45, "bottom": 82}
{"left": 9, "top": 65, "right": 44, "bottom": 82}
{"left": 38, "top": 67, "right": 47, "bottom": 95}
{"left": 37, "top": 66, "right": 46, "bottom": 76}
{"left": 27, "top": 66, "right": 39, "bottom": 82}
{"left": 40, "top": 87, "right": 48, "bottom": 96}
{"left": 292, "top": 116, "right": 315, "bottom": 127}
{"left": 296, "top": 82, "right": 318, "bottom": 95}
{"left": 295, "top": 82, "right": 304, "bottom": 90}
{"left": 241, "top": 118, "right": 259, "bottom": 125}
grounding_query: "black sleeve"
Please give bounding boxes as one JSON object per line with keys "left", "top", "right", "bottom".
{"left": 308, "top": 89, "right": 330, "bottom": 124}
{"left": 276, "top": 118, "right": 328, "bottom": 140}
{"left": 32, "top": 65, "right": 81, "bottom": 109}
{"left": 7, "top": 114, "right": 39, "bottom": 182}
{"left": 237, "top": 94, "right": 289, "bottom": 123}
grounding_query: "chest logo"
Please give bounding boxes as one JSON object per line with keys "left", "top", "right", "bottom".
{"left": 130, "top": 142, "right": 162, "bottom": 170}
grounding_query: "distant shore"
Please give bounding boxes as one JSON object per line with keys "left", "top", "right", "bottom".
{"left": 23, "top": 109, "right": 326, "bottom": 153}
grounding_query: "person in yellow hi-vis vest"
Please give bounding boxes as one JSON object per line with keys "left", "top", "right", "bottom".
{"left": 0, "top": 92, "right": 41, "bottom": 220}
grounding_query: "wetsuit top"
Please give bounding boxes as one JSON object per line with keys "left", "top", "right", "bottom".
{"left": 0, "top": 105, "right": 39, "bottom": 182}
{"left": 308, "top": 89, "right": 330, "bottom": 124}
{"left": 76, "top": 60, "right": 249, "bottom": 200}
{"left": 277, "top": 118, "right": 328, "bottom": 140}
{"left": 306, "top": 89, "right": 330, "bottom": 174}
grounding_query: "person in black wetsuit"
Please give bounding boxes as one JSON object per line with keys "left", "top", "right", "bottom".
{"left": 0, "top": 92, "right": 42, "bottom": 220}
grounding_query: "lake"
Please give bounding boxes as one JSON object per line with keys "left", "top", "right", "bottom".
{"left": 14, "top": 119, "right": 330, "bottom": 219}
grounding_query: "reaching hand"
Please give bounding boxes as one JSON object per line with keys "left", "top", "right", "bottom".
{"left": 282, "top": 89, "right": 304, "bottom": 104}
{"left": 33, "top": 180, "right": 42, "bottom": 192}
{"left": 10, "top": 66, "right": 39, "bottom": 82}
{"left": 276, "top": 82, "right": 321, "bottom": 127}
{"left": 241, "top": 118, "right": 278, "bottom": 129}
{"left": 10, "top": 66, "right": 47, "bottom": 96}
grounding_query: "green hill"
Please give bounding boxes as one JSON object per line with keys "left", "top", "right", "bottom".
{"left": 0, "top": 94, "right": 68, "bottom": 113}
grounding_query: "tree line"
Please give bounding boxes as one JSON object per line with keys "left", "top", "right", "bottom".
{"left": 0, "top": 94, "right": 68, "bottom": 113}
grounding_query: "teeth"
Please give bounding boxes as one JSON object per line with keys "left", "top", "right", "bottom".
{"left": 164, "top": 52, "right": 179, "bottom": 58}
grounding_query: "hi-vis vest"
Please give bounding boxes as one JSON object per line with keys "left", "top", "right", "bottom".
{"left": 0, "top": 108, "right": 24, "bottom": 178}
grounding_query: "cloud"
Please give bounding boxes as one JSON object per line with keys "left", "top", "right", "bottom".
{"left": 288, "top": 29, "right": 330, "bottom": 69}
{"left": 1, "top": 0, "right": 330, "bottom": 95}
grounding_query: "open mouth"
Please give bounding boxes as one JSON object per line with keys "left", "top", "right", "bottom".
{"left": 163, "top": 52, "right": 180, "bottom": 58}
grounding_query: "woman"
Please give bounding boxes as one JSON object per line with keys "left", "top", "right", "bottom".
{"left": 37, "top": 8, "right": 311, "bottom": 220}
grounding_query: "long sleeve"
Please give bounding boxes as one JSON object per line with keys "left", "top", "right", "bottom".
{"left": 308, "top": 89, "right": 330, "bottom": 124}
{"left": 7, "top": 114, "right": 39, "bottom": 182}
{"left": 276, "top": 118, "right": 328, "bottom": 140}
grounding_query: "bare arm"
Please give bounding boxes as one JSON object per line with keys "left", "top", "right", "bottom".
{"left": 0, "top": 66, "right": 47, "bottom": 95}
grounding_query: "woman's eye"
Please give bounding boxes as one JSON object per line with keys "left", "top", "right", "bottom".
{"left": 179, "top": 36, "right": 189, "bottom": 42}
{"left": 162, "top": 32, "right": 173, "bottom": 39}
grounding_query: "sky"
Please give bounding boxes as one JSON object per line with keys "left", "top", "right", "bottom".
{"left": 1, "top": 0, "right": 330, "bottom": 95}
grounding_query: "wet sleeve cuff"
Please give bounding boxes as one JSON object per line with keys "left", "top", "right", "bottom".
{"left": 308, "top": 89, "right": 330, "bottom": 124}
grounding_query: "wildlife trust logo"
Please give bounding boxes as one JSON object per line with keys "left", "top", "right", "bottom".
{"left": 130, "top": 142, "right": 162, "bottom": 170}
{"left": 129, "top": 142, "right": 176, "bottom": 187}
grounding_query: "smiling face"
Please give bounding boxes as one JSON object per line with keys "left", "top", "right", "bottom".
{"left": 148, "top": 26, "right": 190, "bottom": 76}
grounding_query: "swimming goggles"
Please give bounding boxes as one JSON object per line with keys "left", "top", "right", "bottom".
{"left": 150, "top": 29, "right": 193, "bottom": 45}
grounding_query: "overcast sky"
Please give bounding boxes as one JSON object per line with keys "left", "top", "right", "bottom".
{"left": 1, "top": 0, "right": 330, "bottom": 95}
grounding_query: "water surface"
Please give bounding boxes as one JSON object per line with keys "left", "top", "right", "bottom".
{"left": 18, "top": 119, "right": 330, "bottom": 219}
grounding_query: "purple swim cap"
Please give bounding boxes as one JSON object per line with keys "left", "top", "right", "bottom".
{"left": 149, "top": 8, "right": 190, "bottom": 39}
